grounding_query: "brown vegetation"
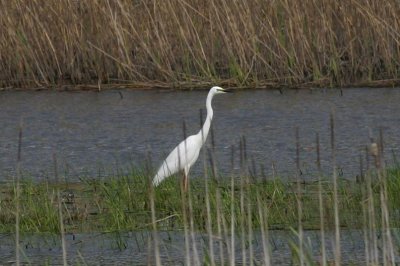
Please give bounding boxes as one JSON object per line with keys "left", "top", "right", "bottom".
{"left": 1, "top": 0, "right": 400, "bottom": 89}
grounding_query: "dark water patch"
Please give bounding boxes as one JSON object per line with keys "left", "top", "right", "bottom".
{"left": 1, "top": 230, "right": 399, "bottom": 265}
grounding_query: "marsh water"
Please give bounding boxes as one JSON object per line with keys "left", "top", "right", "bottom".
{"left": 1, "top": 88, "right": 400, "bottom": 182}
{"left": 2, "top": 229, "right": 398, "bottom": 265}
{"left": 1, "top": 88, "right": 400, "bottom": 264}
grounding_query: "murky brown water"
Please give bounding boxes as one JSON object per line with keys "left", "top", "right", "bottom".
{"left": 0, "top": 88, "right": 400, "bottom": 181}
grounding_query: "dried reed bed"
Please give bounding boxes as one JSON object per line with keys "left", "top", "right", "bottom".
{"left": 1, "top": 0, "right": 400, "bottom": 89}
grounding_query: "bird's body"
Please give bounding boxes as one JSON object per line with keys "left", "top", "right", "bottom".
{"left": 152, "top": 86, "right": 232, "bottom": 189}
{"left": 152, "top": 135, "right": 201, "bottom": 187}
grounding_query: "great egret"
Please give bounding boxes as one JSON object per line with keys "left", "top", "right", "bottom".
{"left": 152, "top": 86, "right": 232, "bottom": 190}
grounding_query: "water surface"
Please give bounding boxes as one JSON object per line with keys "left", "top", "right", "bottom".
{"left": 1, "top": 88, "right": 399, "bottom": 181}
{"left": 2, "top": 230, "right": 397, "bottom": 265}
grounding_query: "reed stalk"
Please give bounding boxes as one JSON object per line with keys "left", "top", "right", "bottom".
{"left": 230, "top": 162, "right": 236, "bottom": 266}
{"left": 316, "top": 133, "right": 326, "bottom": 266}
{"left": 257, "top": 191, "right": 271, "bottom": 266}
{"left": 295, "top": 127, "right": 304, "bottom": 265}
{"left": 365, "top": 145, "right": 379, "bottom": 265}
{"left": 149, "top": 173, "right": 161, "bottom": 266}
{"left": 14, "top": 120, "right": 22, "bottom": 266}
{"left": 330, "top": 111, "right": 341, "bottom": 266}
{"left": 54, "top": 153, "right": 67, "bottom": 266}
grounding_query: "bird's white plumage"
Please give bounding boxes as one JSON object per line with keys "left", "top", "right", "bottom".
{"left": 152, "top": 86, "right": 230, "bottom": 187}
{"left": 152, "top": 135, "right": 201, "bottom": 186}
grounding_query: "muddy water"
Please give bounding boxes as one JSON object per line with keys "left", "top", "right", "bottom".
{"left": 0, "top": 88, "right": 400, "bottom": 181}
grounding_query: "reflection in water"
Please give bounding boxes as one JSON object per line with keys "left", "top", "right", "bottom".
{"left": 0, "top": 88, "right": 400, "bottom": 181}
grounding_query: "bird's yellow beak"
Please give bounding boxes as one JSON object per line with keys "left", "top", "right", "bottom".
{"left": 218, "top": 88, "right": 234, "bottom": 93}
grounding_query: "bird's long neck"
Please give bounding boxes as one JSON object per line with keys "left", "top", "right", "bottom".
{"left": 198, "top": 91, "right": 214, "bottom": 144}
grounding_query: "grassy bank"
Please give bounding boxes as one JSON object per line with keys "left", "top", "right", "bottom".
{"left": 1, "top": 0, "right": 400, "bottom": 90}
{"left": 1, "top": 167, "right": 399, "bottom": 234}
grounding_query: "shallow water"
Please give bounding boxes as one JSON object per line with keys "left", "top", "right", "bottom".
{"left": 1, "top": 230, "right": 398, "bottom": 265}
{"left": 1, "top": 88, "right": 400, "bottom": 181}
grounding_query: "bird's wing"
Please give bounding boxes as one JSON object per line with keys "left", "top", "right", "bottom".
{"left": 152, "top": 135, "right": 200, "bottom": 186}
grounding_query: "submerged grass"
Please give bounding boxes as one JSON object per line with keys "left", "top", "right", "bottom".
{"left": 1, "top": 167, "right": 400, "bottom": 234}
{"left": 1, "top": 0, "right": 400, "bottom": 89}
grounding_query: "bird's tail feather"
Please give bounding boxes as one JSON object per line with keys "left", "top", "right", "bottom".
{"left": 152, "top": 173, "right": 163, "bottom": 187}
{"left": 152, "top": 165, "right": 171, "bottom": 187}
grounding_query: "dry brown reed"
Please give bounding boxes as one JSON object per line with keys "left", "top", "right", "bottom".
{"left": 1, "top": 0, "right": 400, "bottom": 89}
{"left": 54, "top": 153, "right": 68, "bottom": 266}
{"left": 14, "top": 120, "right": 22, "bottom": 266}
{"left": 316, "top": 133, "right": 327, "bottom": 266}
{"left": 330, "top": 111, "right": 341, "bottom": 266}
{"left": 295, "top": 127, "right": 304, "bottom": 265}
{"left": 149, "top": 172, "right": 161, "bottom": 266}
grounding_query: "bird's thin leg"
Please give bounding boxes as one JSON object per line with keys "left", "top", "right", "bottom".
{"left": 184, "top": 172, "right": 188, "bottom": 192}
{"left": 182, "top": 168, "right": 189, "bottom": 193}
{"left": 181, "top": 171, "right": 186, "bottom": 193}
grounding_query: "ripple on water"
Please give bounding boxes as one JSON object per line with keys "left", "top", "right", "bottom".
{"left": 0, "top": 88, "right": 400, "bottom": 181}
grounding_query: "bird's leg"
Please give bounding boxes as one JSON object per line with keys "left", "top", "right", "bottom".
{"left": 182, "top": 168, "right": 189, "bottom": 193}
{"left": 182, "top": 171, "right": 188, "bottom": 193}
{"left": 181, "top": 171, "right": 186, "bottom": 193}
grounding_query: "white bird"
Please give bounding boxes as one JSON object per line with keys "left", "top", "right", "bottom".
{"left": 152, "top": 86, "right": 233, "bottom": 191}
